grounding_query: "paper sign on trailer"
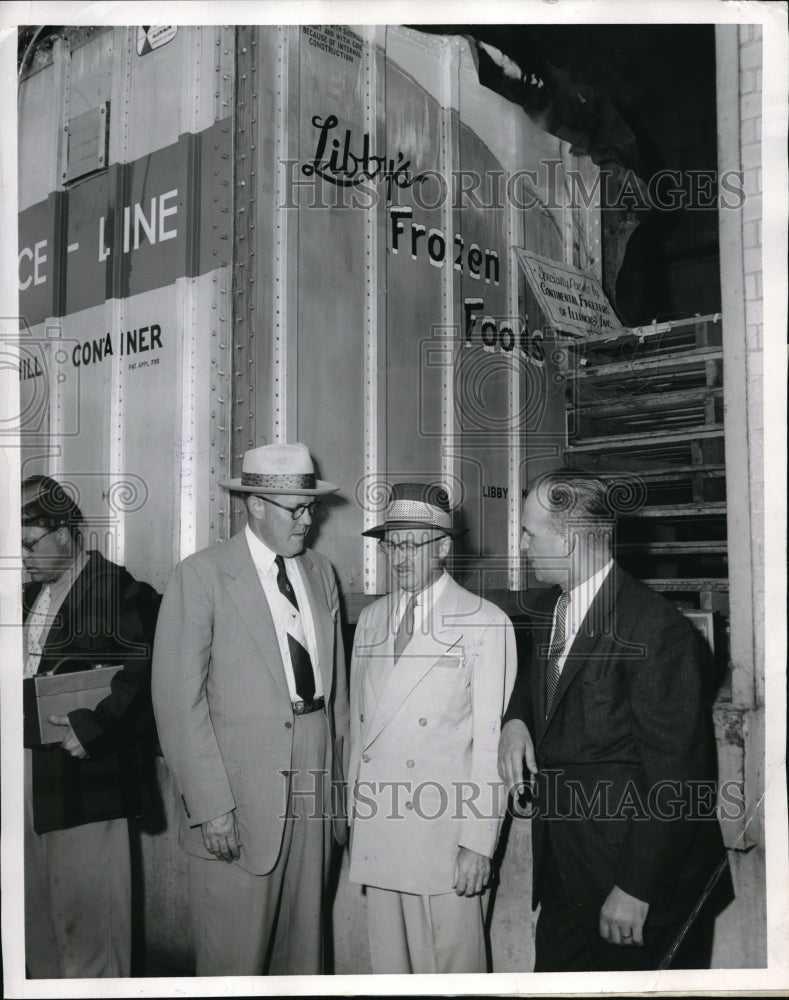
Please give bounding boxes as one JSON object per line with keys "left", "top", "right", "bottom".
{"left": 515, "top": 248, "right": 626, "bottom": 339}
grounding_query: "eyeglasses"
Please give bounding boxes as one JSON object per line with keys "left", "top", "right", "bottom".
{"left": 260, "top": 496, "right": 322, "bottom": 520}
{"left": 378, "top": 537, "right": 443, "bottom": 556}
{"left": 21, "top": 527, "right": 58, "bottom": 554}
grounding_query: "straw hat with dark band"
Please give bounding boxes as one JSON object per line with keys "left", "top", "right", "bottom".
{"left": 219, "top": 443, "right": 338, "bottom": 496}
{"left": 362, "top": 482, "right": 467, "bottom": 539}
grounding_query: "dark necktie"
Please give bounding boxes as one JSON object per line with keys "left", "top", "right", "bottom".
{"left": 545, "top": 590, "right": 569, "bottom": 716}
{"left": 393, "top": 595, "right": 416, "bottom": 661}
{"left": 275, "top": 555, "right": 315, "bottom": 702}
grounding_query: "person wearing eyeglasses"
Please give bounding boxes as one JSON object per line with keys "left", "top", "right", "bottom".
{"left": 151, "top": 443, "right": 349, "bottom": 976}
{"left": 21, "top": 474, "right": 161, "bottom": 978}
{"left": 347, "top": 482, "right": 516, "bottom": 973}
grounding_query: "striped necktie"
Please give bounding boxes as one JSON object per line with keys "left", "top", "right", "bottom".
{"left": 545, "top": 590, "right": 569, "bottom": 716}
{"left": 274, "top": 555, "right": 315, "bottom": 702}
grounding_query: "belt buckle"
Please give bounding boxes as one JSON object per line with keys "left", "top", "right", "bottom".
{"left": 293, "top": 695, "right": 324, "bottom": 716}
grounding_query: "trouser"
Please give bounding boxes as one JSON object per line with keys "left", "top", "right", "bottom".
{"left": 188, "top": 710, "right": 330, "bottom": 976}
{"left": 366, "top": 885, "right": 488, "bottom": 974}
{"left": 24, "top": 751, "right": 131, "bottom": 978}
{"left": 534, "top": 836, "right": 716, "bottom": 972}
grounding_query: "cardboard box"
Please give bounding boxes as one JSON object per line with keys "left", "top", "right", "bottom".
{"left": 24, "top": 664, "right": 124, "bottom": 747}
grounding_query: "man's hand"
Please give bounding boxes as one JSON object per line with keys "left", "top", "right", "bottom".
{"left": 48, "top": 715, "right": 88, "bottom": 759}
{"left": 498, "top": 719, "right": 537, "bottom": 806}
{"left": 201, "top": 810, "right": 241, "bottom": 862}
{"left": 452, "top": 846, "right": 492, "bottom": 897}
{"left": 599, "top": 885, "right": 650, "bottom": 946}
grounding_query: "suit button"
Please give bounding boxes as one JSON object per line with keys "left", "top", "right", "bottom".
{"left": 362, "top": 754, "right": 370, "bottom": 763}
{"left": 284, "top": 721, "right": 292, "bottom": 729}
{"left": 405, "top": 801, "right": 413, "bottom": 810}
{"left": 406, "top": 759, "right": 415, "bottom": 768}
{"left": 418, "top": 717, "right": 427, "bottom": 726}
{"left": 360, "top": 713, "right": 365, "bottom": 722}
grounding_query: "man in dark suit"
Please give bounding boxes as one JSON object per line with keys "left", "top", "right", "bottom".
{"left": 152, "top": 443, "right": 350, "bottom": 976}
{"left": 498, "top": 471, "right": 732, "bottom": 971}
{"left": 22, "top": 475, "right": 160, "bottom": 978}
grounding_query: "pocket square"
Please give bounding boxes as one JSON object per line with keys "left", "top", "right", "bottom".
{"left": 434, "top": 654, "right": 466, "bottom": 669}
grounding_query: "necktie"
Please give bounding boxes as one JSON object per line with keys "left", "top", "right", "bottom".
{"left": 393, "top": 595, "right": 416, "bottom": 661}
{"left": 545, "top": 590, "right": 569, "bottom": 716}
{"left": 25, "top": 584, "right": 52, "bottom": 678}
{"left": 274, "top": 555, "right": 315, "bottom": 702}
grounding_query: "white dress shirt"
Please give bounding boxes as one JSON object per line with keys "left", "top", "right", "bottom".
{"left": 245, "top": 525, "right": 323, "bottom": 701}
{"left": 549, "top": 559, "right": 614, "bottom": 677}
{"left": 394, "top": 570, "right": 451, "bottom": 639}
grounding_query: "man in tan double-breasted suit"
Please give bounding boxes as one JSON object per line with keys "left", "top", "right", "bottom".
{"left": 348, "top": 482, "right": 516, "bottom": 974}
{"left": 152, "top": 443, "right": 349, "bottom": 976}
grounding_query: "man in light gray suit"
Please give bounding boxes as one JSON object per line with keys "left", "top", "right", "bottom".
{"left": 152, "top": 443, "right": 349, "bottom": 976}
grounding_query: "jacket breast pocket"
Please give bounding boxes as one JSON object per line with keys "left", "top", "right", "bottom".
{"left": 582, "top": 672, "right": 622, "bottom": 702}
{"left": 580, "top": 672, "right": 628, "bottom": 733}
{"left": 432, "top": 652, "right": 466, "bottom": 670}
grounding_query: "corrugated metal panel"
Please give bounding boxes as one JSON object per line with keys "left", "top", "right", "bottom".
{"left": 455, "top": 121, "right": 511, "bottom": 589}
{"left": 17, "top": 69, "right": 58, "bottom": 210}
{"left": 66, "top": 29, "right": 114, "bottom": 120}
{"left": 384, "top": 55, "right": 446, "bottom": 490}
{"left": 362, "top": 27, "right": 388, "bottom": 596}
{"left": 230, "top": 25, "right": 270, "bottom": 534}
{"left": 229, "top": 24, "right": 585, "bottom": 599}
{"left": 230, "top": 24, "right": 258, "bottom": 504}
{"left": 296, "top": 25, "right": 379, "bottom": 593}
{"left": 20, "top": 22, "right": 594, "bottom": 601}
{"left": 18, "top": 24, "right": 235, "bottom": 587}
{"left": 438, "top": 37, "right": 461, "bottom": 523}
{"left": 274, "top": 25, "right": 300, "bottom": 441}
{"left": 124, "top": 26, "right": 187, "bottom": 160}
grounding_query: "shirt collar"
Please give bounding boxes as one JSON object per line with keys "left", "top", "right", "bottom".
{"left": 400, "top": 569, "right": 450, "bottom": 609}
{"left": 245, "top": 523, "right": 279, "bottom": 573}
{"left": 567, "top": 558, "right": 614, "bottom": 606}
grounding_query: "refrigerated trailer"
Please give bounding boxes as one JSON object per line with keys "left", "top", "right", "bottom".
{"left": 15, "top": 22, "right": 764, "bottom": 973}
{"left": 17, "top": 23, "right": 600, "bottom": 602}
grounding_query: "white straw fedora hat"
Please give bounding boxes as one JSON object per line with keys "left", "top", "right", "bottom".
{"left": 361, "top": 482, "right": 467, "bottom": 538}
{"left": 219, "top": 443, "right": 338, "bottom": 495}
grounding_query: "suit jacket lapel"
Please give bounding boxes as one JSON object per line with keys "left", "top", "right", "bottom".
{"left": 363, "top": 579, "right": 465, "bottom": 750}
{"left": 540, "top": 565, "right": 620, "bottom": 739}
{"left": 23, "top": 580, "right": 43, "bottom": 622}
{"left": 361, "top": 593, "right": 397, "bottom": 707}
{"left": 225, "top": 533, "right": 291, "bottom": 703}
{"left": 39, "top": 551, "right": 99, "bottom": 671}
{"left": 358, "top": 593, "right": 398, "bottom": 744}
{"left": 530, "top": 588, "right": 559, "bottom": 742}
{"left": 297, "top": 551, "right": 334, "bottom": 699}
